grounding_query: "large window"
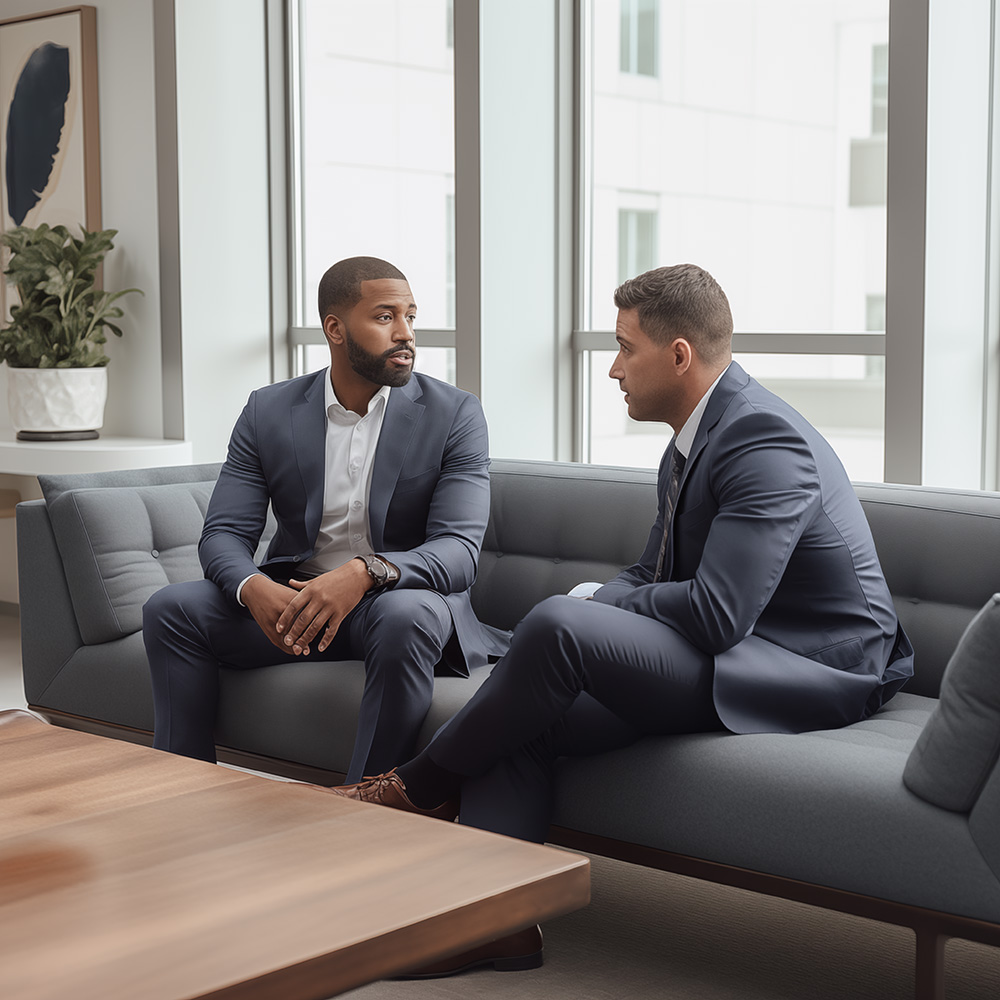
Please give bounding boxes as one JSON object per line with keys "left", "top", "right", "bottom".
{"left": 579, "top": 0, "right": 889, "bottom": 478}
{"left": 282, "top": 0, "right": 1000, "bottom": 488}
{"left": 290, "top": 0, "right": 456, "bottom": 382}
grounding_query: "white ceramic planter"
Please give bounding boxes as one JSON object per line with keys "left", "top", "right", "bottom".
{"left": 7, "top": 366, "right": 108, "bottom": 439}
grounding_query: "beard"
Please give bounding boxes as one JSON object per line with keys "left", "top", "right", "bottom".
{"left": 344, "top": 327, "right": 415, "bottom": 387}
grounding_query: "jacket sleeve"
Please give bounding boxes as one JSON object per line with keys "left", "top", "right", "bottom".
{"left": 198, "top": 392, "right": 270, "bottom": 600}
{"left": 593, "top": 409, "right": 822, "bottom": 654}
{"left": 380, "top": 392, "right": 490, "bottom": 596}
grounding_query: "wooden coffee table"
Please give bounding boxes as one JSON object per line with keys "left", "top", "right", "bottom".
{"left": 0, "top": 710, "right": 589, "bottom": 999}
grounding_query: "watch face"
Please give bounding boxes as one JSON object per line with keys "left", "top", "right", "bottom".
{"left": 367, "top": 556, "right": 387, "bottom": 585}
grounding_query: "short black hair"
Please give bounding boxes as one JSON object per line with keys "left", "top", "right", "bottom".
{"left": 614, "top": 263, "right": 733, "bottom": 364}
{"left": 317, "top": 256, "right": 408, "bottom": 322}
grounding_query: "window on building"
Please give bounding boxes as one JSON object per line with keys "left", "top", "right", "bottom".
{"left": 620, "top": 0, "right": 658, "bottom": 77}
{"left": 618, "top": 208, "right": 658, "bottom": 285}
{"left": 445, "top": 193, "right": 456, "bottom": 327}
{"left": 872, "top": 43, "right": 888, "bottom": 135}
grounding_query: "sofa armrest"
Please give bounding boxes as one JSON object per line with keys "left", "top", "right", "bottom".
{"left": 15, "top": 499, "right": 84, "bottom": 705}
{"left": 970, "top": 760, "right": 1000, "bottom": 881}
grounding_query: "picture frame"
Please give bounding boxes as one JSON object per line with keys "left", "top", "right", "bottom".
{"left": 0, "top": 5, "right": 100, "bottom": 317}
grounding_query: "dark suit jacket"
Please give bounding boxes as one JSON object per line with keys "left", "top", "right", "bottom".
{"left": 199, "top": 369, "right": 508, "bottom": 674}
{"left": 594, "top": 361, "right": 913, "bottom": 733}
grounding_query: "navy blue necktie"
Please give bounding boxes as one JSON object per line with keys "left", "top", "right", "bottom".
{"left": 653, "top": 448, "right": 686, "bottom": 582}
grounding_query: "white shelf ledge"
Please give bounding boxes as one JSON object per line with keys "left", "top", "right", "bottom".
{"left": 0, "top": 433, "right": 194, "bottom": 477}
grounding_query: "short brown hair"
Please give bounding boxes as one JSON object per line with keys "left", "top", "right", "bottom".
{"left": 317, "top": 256, "right": 407, "bottom": 322}
{"left": 614, "top": 264, "right": 733, "bottom": 364}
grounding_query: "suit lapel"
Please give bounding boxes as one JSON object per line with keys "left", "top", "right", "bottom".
{"left": 368, "top": 377, "right": 424, "bottom": 550}
{"left": 291, "top": 369, "right": 328, "bottom": 549}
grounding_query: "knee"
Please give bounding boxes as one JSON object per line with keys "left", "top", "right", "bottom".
{"left": 142, "top": 584, "right": 178, "bottom": 632}
{"left": 142, "top": 581, "right": 213, "bottom": 635}
{"left": 516, "top": 595, "right": 583, "bottom": 643}
{"left": 368, "top": 590, "right": 451, "bottom": 637}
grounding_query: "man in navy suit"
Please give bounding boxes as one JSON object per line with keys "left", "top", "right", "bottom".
{"left": 143, "top": 256, "right": 506, "bottom": 783}
{"left": 332, "top": 262, "right": 914, "bottom": 838}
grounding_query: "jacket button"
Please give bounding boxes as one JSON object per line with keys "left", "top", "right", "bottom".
{"left": 151, "top": 549, "right": 159, "bottom": 558}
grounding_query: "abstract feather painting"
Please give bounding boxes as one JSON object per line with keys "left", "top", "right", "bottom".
{"left": 6, "top": 41, "right": 71, "bottom": 226}
{"left": 0, "top": 7, "right": 100, "bottom": 319}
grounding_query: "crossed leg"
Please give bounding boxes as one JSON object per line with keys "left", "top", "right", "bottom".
{"left": 417, "top": 595, "right": 723, "bottom": 841}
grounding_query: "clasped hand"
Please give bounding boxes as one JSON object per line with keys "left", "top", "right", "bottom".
{"left": 242, "top": 561, "right": 371, "bottom": 656}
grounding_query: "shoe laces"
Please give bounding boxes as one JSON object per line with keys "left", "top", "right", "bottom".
{"left": 358, "top": 770, "right": 403, "bottom": 804}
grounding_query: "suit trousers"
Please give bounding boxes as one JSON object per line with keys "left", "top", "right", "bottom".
{"left": 143, "top": 579, "right": 454, "bottom": 783}
{"left": 426, "top": 595, "right": 722, "bottom": 843}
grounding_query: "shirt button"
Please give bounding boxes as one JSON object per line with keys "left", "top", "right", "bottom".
{"left": 352, "top": 501, "right": 363, "bottom": 510}
{"left": 353, "top": 533, "right": 362, "bottom": 540}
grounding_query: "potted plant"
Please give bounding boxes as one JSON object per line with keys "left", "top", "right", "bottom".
{"left": 0, "top": 223, "right": 142, "bottom": 440}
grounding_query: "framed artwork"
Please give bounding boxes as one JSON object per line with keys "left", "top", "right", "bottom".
{"left": 0, "top": 5, "right": 99, "bottom": 318}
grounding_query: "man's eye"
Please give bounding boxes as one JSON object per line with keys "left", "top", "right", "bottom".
{"left": 407, "top": 315, "right": 416, "bottom": 324}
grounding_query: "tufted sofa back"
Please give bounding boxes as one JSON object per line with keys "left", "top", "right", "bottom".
{"left": 27, "top": 460, "right": 1000, "bottom": 703}
{"left": 472, "top": 460, "right": 657, "bottom": 629}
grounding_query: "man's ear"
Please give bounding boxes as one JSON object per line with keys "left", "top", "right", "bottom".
{"left": 323, "top": 312, "right": 345, "bottom": 346}
{"left": 672, "top": 337, "right": 694, "bottom": 376}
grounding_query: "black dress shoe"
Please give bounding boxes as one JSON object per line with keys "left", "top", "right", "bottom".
{"left": 393, "top": 925, "right": 543, "bottom": 979}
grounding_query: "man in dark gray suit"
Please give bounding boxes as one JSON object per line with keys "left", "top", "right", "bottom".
{"left": 332, "top": 261, "right": 914, "bottom": 837}
{"left": 143, "top": 256, "right": 507, "bottom": 783}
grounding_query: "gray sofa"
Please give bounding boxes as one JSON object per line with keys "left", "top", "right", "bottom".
{"left": 16, "top": 459, "right": 1000, "bottom": 999}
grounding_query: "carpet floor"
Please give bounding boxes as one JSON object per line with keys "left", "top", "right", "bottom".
{"left": 344, "top": 851, "right": 1000, "bottom": 1000}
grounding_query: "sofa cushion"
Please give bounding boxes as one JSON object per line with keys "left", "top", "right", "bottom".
{"left": 552, "top": 692, "right": 1000, "bottom": 924}
{"left": 903, "top": 594, "right": 1000, "bottom": 811}
{"left": 46, "top": 481, "right": 216, "bottom": 645}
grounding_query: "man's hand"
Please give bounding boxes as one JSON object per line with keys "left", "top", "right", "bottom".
{"left": 275, "top": 559, "right": 373, "bottom": 654}
{"left": 241, "top": 575, "right": 300, "bottom": 653}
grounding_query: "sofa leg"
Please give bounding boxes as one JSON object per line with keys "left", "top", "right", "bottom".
{"left": 914, "top": 927, "right": 946, "bottom": 1000}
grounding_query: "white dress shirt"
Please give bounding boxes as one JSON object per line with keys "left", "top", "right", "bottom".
{"left": 237, "top": 370, "right": 390, "bottom": 603}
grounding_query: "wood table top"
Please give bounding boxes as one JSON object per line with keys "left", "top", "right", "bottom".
{"left": 0, "top": 710, "right": 590, "bottom": 1000}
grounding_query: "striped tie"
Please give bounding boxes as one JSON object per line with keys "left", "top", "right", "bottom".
{"left": 653, "top": 448, "right": 686, "bottom": 582}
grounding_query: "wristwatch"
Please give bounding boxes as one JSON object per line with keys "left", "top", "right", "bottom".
{"left": 358, "top": 553, "right": 400, "bottom": 589}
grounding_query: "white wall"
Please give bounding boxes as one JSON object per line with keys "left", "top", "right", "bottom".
{"left": 0, "top": 0, "right": 165, "bottom": 439}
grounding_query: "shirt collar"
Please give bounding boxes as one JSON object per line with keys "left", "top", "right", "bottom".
{"left": 674, "top": 362, "right": 731, "bottom": 459}
{"left": 324, "top": 367, "right": 391, "bottom": 422}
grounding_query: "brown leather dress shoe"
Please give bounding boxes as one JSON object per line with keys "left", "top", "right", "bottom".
{"left": 393, "top": 924, "right": 543, "bottom": 979}
{"left": 318, "top": 769, "right": 459, "bottom": 822}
